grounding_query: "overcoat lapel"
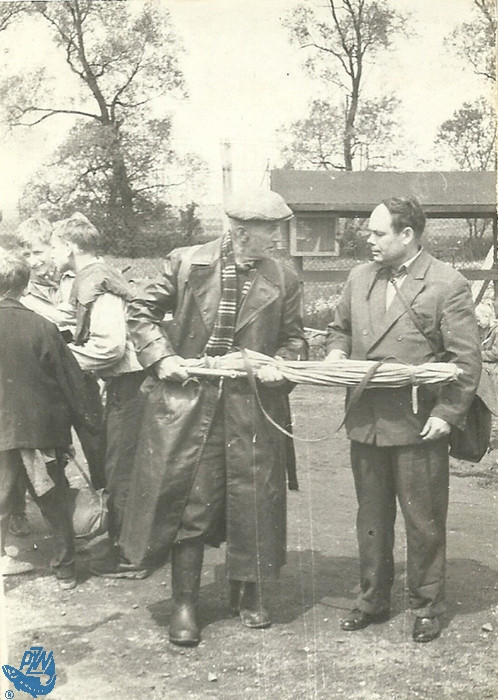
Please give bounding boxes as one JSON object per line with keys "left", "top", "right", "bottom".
{"left": 184, "top": 244, "right": 280, "bottom": 336}
{"left": 235, "top": 262, "right": 280, "bottom": 334}
{"left": 186, "top": 240, "right": 222, "bottom": 333}
{"left": 366, "top": 251, "right": 431, "bottom": 353}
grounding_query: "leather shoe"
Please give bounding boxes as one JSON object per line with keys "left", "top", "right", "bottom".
{"left": 9, "top": 513, "right": 31, "bottom": 537}
{"left": 89, "top": 556, "right": 149, "bottom": 579}
{"left": 412, "top": 616, "right": 441, "bottom": 643}
{"left": 340, "top": 608, "right": 389, "bottom": 631}
{"left": 58, "top": 575, "right": 77, "bottom": 590}
{"left": 229, "top": 580, "right": 271, "bottom": 629}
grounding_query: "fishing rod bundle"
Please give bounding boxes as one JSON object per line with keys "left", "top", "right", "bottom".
{"left": 180, "top": 350, "right": 461, "bottom": 435}
{"left": 183, "top": 349, "right": 461, "bottom": 389}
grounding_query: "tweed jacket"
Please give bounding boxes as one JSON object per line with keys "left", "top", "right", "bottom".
{"left": 326, "top": 250, "right": 482, "bottom": 446}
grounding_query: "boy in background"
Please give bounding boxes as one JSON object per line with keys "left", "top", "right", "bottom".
{"left": 0, "top": 251, "right": 92, "bottom": 587}
{"left": 51, "top": 214, "right": 147, "bottom": 578}
{"left": 17, "top": 216, "right": 105, "bottom": 491}
{"left": 7, "top": 217, "right": 75, "bottom": 537}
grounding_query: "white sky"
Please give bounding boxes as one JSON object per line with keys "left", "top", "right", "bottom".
{"left": 0, "top": 0, "right": 489, "bottom": 217}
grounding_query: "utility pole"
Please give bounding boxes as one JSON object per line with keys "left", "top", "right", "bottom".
{"left": 220, "top": 140, "right": 233, "bottom": 206}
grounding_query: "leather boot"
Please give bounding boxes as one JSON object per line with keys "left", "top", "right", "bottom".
{"left": 229, "top": 579, "right": 271, "bottom": 629}
{"left": 169, "top": 540, "right": 204, "bottom": 646}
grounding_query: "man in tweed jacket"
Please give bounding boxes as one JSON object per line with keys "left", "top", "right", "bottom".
{"left": 326, "top": 196, "right": 481, "bottom": 642}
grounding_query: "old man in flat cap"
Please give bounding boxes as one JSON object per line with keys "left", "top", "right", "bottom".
{"left": 119, "top": 189, "right": 307, "bottom": 646}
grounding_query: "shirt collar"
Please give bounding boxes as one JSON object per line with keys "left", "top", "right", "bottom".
{"left": 395, "top": 247, "right": 423, "bottom": 274}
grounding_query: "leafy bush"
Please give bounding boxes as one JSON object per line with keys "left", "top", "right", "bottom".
{"left": 304, "top": 292, "right": 341, "bottom": 329}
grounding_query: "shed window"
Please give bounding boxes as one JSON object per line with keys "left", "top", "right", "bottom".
{"left": 290, "top": 213, "right": 338, "bottom": 256}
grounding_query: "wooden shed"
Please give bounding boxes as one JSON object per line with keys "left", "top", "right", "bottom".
{"left": 271, "top": 170, "right": 497, "bottom": 289}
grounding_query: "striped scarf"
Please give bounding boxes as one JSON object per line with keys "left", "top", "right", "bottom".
{"left": 205, "top": 234, "right": 252, "bottom": 356}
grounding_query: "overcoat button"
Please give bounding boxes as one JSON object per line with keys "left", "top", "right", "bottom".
{"left": 397, "top": 335, "right": 403, "bottom": 341}
{"left": 362, "top": 329, "right": 368, "bottom": 335}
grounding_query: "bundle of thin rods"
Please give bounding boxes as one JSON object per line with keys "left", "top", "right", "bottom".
{"left": 183, "top": 349, "right": 461, "bottom": 388}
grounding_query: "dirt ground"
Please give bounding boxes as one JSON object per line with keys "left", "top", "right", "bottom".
{"left": 2, "top": 385, "right": 497, "bottom": 700}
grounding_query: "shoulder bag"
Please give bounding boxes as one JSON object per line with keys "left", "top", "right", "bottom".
{"left": 391, "top": 278, "right": 493, "bottom": 462}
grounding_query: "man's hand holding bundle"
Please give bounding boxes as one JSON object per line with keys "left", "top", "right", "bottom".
{"left": 155, "top": 355, "right": 189, "bottom": 382}
{"left": 325, "top": 349, "right": 348, "bottom": 362}
{"left": 257, "top": 364, "right": 285, "bottom": 385}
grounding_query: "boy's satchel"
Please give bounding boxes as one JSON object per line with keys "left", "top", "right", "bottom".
{"left": 391, "top": 278, "right": 494, "bottom": 463}
{"left": 68, "top": 456, "right": 109, "bottom": 539}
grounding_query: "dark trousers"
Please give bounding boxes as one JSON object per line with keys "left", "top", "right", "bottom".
{"left": 74, "top": 373, "right": 106, "bottom": 490}
{"left": 10, "top": 477, "right": 27, "bottom": 515}
{"left": 104, "top": 371, "right": 146, "bottom": 542}
{"left": 0, "top": 450, "right": 75, "bottom": 577}
{"left": 350, "top": 438, "right": 449, "bottom": 618}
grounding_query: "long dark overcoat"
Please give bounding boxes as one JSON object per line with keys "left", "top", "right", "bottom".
{"left": 120, "top": 238, "right": 307, "bottom": 573}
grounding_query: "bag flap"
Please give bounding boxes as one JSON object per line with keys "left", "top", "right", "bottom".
{"left": 477, "top": 367, "right": 498, "bottom": 415}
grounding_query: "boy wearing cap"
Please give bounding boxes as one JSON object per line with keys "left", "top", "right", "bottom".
{"left": 118, "top": 188, "right": 307, "bottom": 646}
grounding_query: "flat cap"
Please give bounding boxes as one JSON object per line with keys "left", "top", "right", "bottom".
{"left": 225, "top": 188, "right": 293, "bottom": 221}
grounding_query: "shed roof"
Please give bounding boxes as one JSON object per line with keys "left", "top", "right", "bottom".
{"left": 270, "top": 170, "right": 496, "bottom": 217}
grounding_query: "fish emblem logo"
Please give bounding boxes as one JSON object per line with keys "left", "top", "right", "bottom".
{"left": 2, "top": 646, "right": 56, "bottom": 698}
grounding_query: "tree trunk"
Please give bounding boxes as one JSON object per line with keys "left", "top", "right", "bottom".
{"left": 106, "top": 124, "right": 138, "bottom": 251}
{"left": 343, "top": 75, "right": 361, "bottom": 171}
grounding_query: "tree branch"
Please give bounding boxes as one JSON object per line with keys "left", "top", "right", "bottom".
{"left": 70, "top": 1, "right": 110, "bottom": 122}
{"left": 300, "top": 42, "right": 350, "bottom": 76}
{"left": 474, "top": 0, "right": 495, "bottom": 28}
{"left": 110, "top": 48, "right": 146, "bottom": 120}
{"left": 328, "top": 0, "right": 352, "bottom": 60}
{"left": 15, "top": 107, "right": 102, "bottom": 126}
{"left": 0, "top": 4, "right": 27, "bottom": 32}
{"left": 134, "top": 181, "right": 187, "bottom": 193}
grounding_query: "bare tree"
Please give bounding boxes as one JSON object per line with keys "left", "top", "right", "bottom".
{"left": 284, "top": 0, "right": 406, "bottom": 171}
{"left": 447, "top": 0, "right": 496, "bottom": 83}
{"left": 440, "top": 0, "right": 497, "bottom": 251}
{"left": 436, "top": 98, "right": 496, "bottom": 246}
{"left": 279, "top": 95, "right": 402, "bottom": 171}
{"left": 0, "top": 1, "right": 193, "bottom": 253}
{"left": 437, "top": 98, "right": 496, "bottom": 172}
{"left": 0, "top": 3, "right": 26, "bottom": 32}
